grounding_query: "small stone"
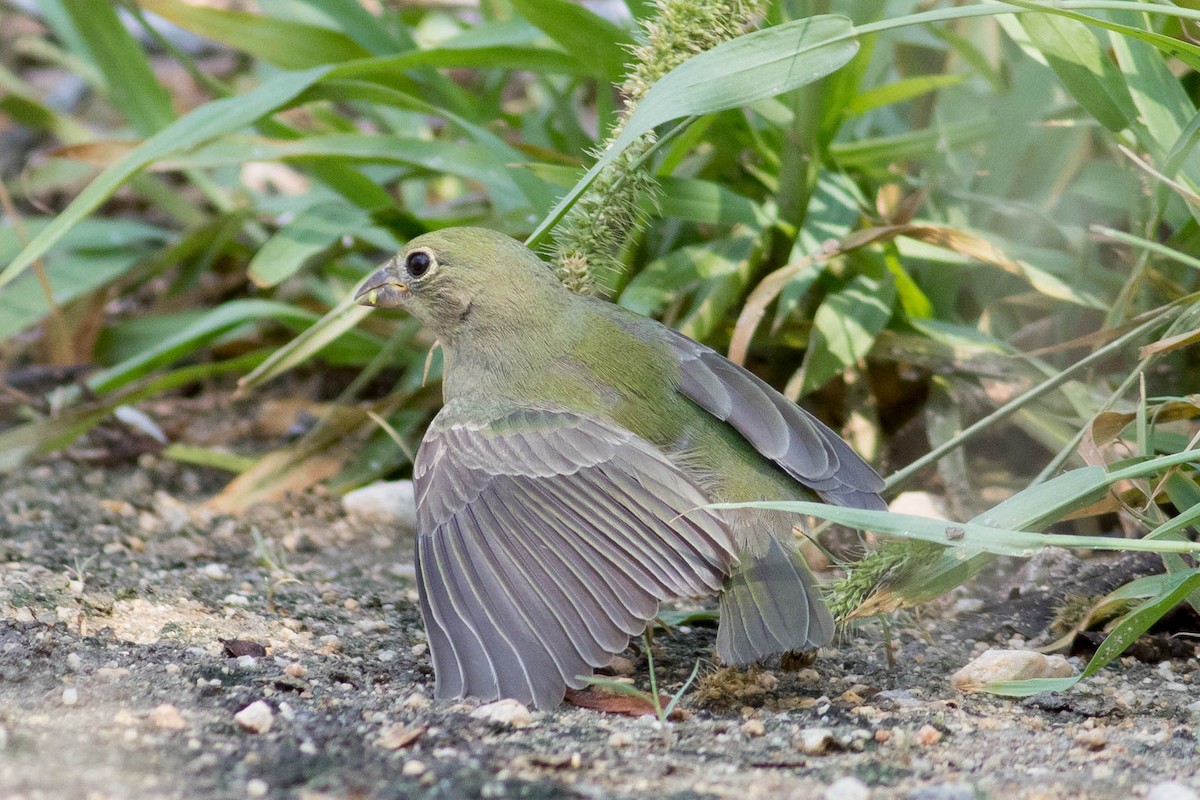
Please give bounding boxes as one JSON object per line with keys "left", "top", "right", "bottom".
{"left": 794, "top": 668, "right": 820, "bottom": 685}
{"left": 470, "top": 698, "right": 533, "bottom": 728}
{"left": 285, "top": 663, "right": 307, "bottom": 678}
{"left": 66, "top": 653, "right": 83, "bottom": 671}
{"left": 356, "top": 619, "right": 389, "bottom": 634}
{"left": 221, "top": 638, "right": 267, "bottom": 658}
{"left": 410, "top": 643, "right": 428, "bottom": 657}
{"left": 607, "top": 656, "right": 636, "bottom": 676}
{"left": 222, "top": 594, "right": 250, "bottom": 607}
{"left": 915, "top": 724, "right": 942, "bottom": 746}
{"left": 798, "top": 728, "right": 836, "bottom": 755}
{"left": 246, "top": 778, "right": 269, "bottom": 798}
{"left": 234, "top": 701, "right": 274, "bottom": 734}
{"left": 62, "top": 687, "right": 78, "bottom": 706}
{"left": 950, "top": 649, "right": 1074, "bottom": 690}
{"left": 953, "top": 598, "right": 985, "bottom": 614}
{"left": 1073, "top": 728, "right": 1107, "bottom": 749}
{"left": 113, "top": 709, "right": 138, "bottom": 726}
{"left": 1148, "top": 782, "right": 1200, "bottom": 800}
{"left": 874, "top": 729, "right": 892, "bottom": 744}
{"left": 377, "top": 649, "right": 397, "bottom": 663}
{"left": 148, "top": 704, "right": 187, "bottom": 730}
{"left": 377, "top": 724, "right": 424, "bottom": 750}
{"left": 342, "top": 480, "right": 417, "bottom": 528}
{"left": 824, "top": 776, "right": 871, "bottom": 800}
{"left": 319, "top": 635, "right": 343, "bottom": 652}
{"left": 740, "top": 719, "right": 766, "bottom": 738}
{"left": 756, "top": 672, "right": 779, "bottom": 690}
{"left": 606, "top": 731, "right": 634, "bottom": 748}
{"left": 403, "top": 692, "right": 431, "bottom": 710}
{"left": 402, "top": 760, "right": 427, "bottom": 777}
{"left": 906, "top": 783, "right": 978, "bottom": 800}
{"left": 201, "top": 563, "right": 229, "bottom": 580}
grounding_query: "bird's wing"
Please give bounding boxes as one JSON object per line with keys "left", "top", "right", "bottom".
{"left": 662, "top": 328, "right": 885, "bottom": 510}
{"left": 413, "top": 405, "right": 737, "bottom": 708}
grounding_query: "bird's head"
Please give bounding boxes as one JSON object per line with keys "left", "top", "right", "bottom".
{"left": 355, "top": 227, "right": 563, "bottom": 344}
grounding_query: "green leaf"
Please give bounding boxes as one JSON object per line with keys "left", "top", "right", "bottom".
{"left": 620, "top": 235, "right": 756, "bottom": 341}
{"left": 1001, "top": 0, "right": 1200, "bottom": 73}
{"left": 165, "top": 133, "right": 533, "bottom": 214}
{"left": 844, "top": 74, "right": 964, "bottom": 116}
{"left": 62, "top": 0, "right": 174, "bottom": 135}
{"left": 527, "top": 14, "right": 860, "bottom": 246}
{"left": 1109, "top": 33, "right": 1200, "bottom": 218}
{"left": 795, "top": 274, "right": 895, "bottom": 396}
{"left": 831, "top": 120, "right": 991, "bottom": 171}
{"left": 511, "top": 0, "right": 635, "bottom": 81}
{"left": 238, "top": 296, "right": 373, "bottom": 391}
{"left": 86, "top": 299, "right": 379, "bottom": 394}
{"left": 140, "top": 0, "right": 372, "bottom": 68}
{"left": 1015, "top": 12, "right": 1136, "bottom": 132}
{"left": 347, "top": 42, "right": 596, "bottom": 78}
{"left": 654, "top": 177, "right": 767, "bottom": 227}
{"left": 248, "top": 202, "right": 373, "bottom": 287}
{"left": 703, "top": 501, "right": 1200, "bottom": 559}
{"left": 289, "top": 0, "right": 402, "bottom": 55}
{"left": 0, "top": 66, "right": 331, "bottom": 290}
{"left": 0, "top": 218, "right": 171, "bottom": 341}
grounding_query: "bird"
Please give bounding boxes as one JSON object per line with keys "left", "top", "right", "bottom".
{"left": 354, "top": 227, "right": 885, "bottom": 708}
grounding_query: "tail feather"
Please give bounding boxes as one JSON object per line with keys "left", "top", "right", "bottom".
{"left": 716, "top": 535, "right": 834, "bottom": 665}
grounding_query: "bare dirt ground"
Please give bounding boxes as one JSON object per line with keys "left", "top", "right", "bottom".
{"left": 2, "top": 450, "right": 1199, "bottom": 800}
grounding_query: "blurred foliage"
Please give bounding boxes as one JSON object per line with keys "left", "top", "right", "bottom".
{"left": 2, "top": 0, "right": 1200, "bottom": 690}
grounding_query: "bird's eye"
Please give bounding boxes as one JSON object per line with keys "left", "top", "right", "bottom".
{"left": 406, "top": 250, "right": 433, "bottom": 278}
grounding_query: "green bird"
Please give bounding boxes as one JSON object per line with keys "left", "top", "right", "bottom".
{"left": 355, "top": 227, "right": 884, "bottom": 708}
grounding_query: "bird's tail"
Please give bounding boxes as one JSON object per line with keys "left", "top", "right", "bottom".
{"left": 715, "top": 534, "right": 834, "bottom": 665}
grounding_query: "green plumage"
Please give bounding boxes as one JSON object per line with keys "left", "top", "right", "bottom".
{"left": 356, "top": 227, "right": 884, "bottom": 708}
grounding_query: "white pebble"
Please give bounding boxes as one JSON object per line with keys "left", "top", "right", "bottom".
{"left": 61, "top": 687, "right": 78, "bottom": 706}
{"left": 246, "top": 778, "right": 269, "bottom": 798}
{"left": 222, "top": 594, "right": 250, "bottom": 607}
{"left": 342, "top": 480, "right": 416, "bottom": 528}
{"left": 234, "top": 700, "right": 274, "bottom": 734}
{"left": 1148, "top": 783, "right": 1200, "bottom": 800}
{"left": 825, "top": 776, "right": 871, "bottom": 800}
{"left": 950, "top": 649, "right": 1074, "bottom": 690}
{"left": 202, "top": 563, "right": 229, "bottom": 580}
{"left": 402, "top": 760, "right": 426, "bottom": 777}
{"left": 798, "top": 728, "right": 835, "bottom": 755}
{"left": 470, "top": 698, "right": 533, "bottom": 728}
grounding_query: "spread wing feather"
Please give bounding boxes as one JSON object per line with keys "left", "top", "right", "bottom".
{"left": 414, "top": 407, "right": 738, "bottom": 708}
{"left": 663, "top": 328, "right": 886, "bottom": 510}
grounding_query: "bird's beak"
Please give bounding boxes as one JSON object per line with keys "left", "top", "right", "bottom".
{"left": 355, "top": 263, "right": 409, "bottom": 309}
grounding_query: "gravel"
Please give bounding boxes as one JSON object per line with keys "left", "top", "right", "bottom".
{"left": 1, "top": 457, "right": 1199, "bottom": 799}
